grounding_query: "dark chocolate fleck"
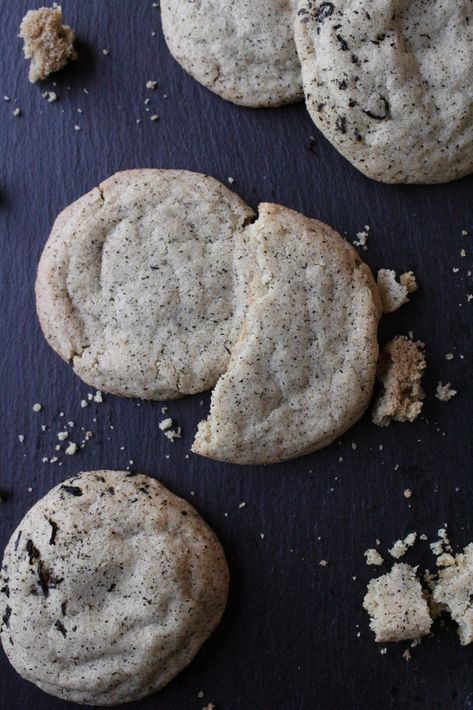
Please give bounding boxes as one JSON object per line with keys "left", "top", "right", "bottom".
{"left": 54, "top": 619, "right": 67, "bottom": 637}
{"left": 335, "top": 116, "right": 347, "bottom": 133}
{"left": 336, "top": 34, "right": 349, "bottom": 50}
{"left": 2, "top": 606, "right": 11, "bottom": 628}
{"left": 315, "top": 2, "right": 334, "bottom": 22}
{"left": 48, "top": 519, "right": 58, "bottom": 545}
{"left": 60, "top": 485, "right": 83, "bottom": 497}
{"left": 26, "top": 539, "right": 40, "bottom": 565}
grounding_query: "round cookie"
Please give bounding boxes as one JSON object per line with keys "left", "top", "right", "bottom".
{"left": 193, "top": 203, "right": 381, "bottom": 464}
{"left": 295, "top": 0, "right": 473, "bottom": 183}
{"left": 0, "top": 470, "right": 229, "bottom": 705}
{"left": 36, "top": 170, "right": 255, "bottom": 399}
{"left": 161, "top": 0, "right": 303, "bottom": 107}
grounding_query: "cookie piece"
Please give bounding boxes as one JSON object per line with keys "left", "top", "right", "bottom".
{"left": 372, "top": 336, "right": 426, "bottom": 427}
{"left": 295, "top": 1, "right": 473, "bottom": 183}
{"left": 36, "top": 170, "right": 255, "bottom": 399}
{"left": 192, "top": 203, "right": 381, "bottom": 464}
{"left": 433, "top": 544, "right": 473, "bottom": 645}
{"left": 161, "top": 0, "right": 303, "bottom": 107}
{"left": 19, "top": 6, "right": 77, "bottom": 83}
{"left": 363, "top": 563, "right": 432, "bottom": 643}
{"left": 377, "top": 270, "right": 418, "bottom": 314}
{"left": 0, "top": 470, "right": 229, "bottom": 705}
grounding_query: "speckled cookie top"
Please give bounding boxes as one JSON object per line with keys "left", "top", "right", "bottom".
{"left": 193, "top": 203, "right": 381, "bottom": 464}
{"left": 161, "top": 0, "right": 303, "bottom": 107}
{"left": 0, "top": 470, "right": 229, "bottom": 705}
{"left": 35, "top": 169, "right": 255, "bottom": 400}
{"left": 295, "top": 0, "right": 473, "bottom": 183}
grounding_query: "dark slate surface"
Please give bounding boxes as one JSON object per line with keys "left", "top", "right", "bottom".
{"left": 0, "top": 2, "right": 472, "bottom": 709}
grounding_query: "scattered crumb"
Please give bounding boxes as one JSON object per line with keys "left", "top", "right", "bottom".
{"left": 159, "top": 418, "right": 173, "bottom": 431}
{"left": 57, "top": 431, "right": 68, "bottom": 441}
{"left": 372, "top": 337, "right": 426, "bottom": 427}
{"left": 377, "top": 270, "right": 418, "bottom": 313}
{"left": 419, "top": 534, "right": 428, "bottom": 541}
{"left": 430, "top": 528, "right": 452, "bottom": 557}
{"left": 146, "top": 80, "right": 158, "bottom": 90}
{"left": 19, "top": 6, "right": 77, "bottom": 83}
{"left": 379, "top": 647, "right": 387, "bottom": 655}
{"left": 363, "top": 563, "right": 432, "bottom": 642}
{"left": 402, "top": 649, "right": 412, "bottom": 662}
{"left": 74, "top": 124, "right": 81, "bottom": 131}
{"left": 197, "top": 691, "right": 205, "bottom": 699}
{"left": 353, "top": 228, "right": 369, "bottom": 251}
{"left": 445, "top": 353, "right": 455, "bottom": 361}
{"left": 80, "top": 399, "right": 88, "bottom": 408}
{"left": 227, "top": 176, "right": 235, "bottom": 184}
{"left": 18, "top": 434, "right": 25, "bottom": 443}
{"left": 93, "top": 391, "right": 103, "bottom": 403}
{"left": 150, "top": 114, "right": 159, "bottom": 122}
{"left": 364, "top": 549, "right": 384, "bottom": 566}
{"left": 102, "top": 49, "right": 109, "bottom": 56}
{"left": 42, "top": 90, "right": 57, "bottom": 102}
{"left": 389, "top": 533, "right": 417, "bottom": 559}
{"left": 202, "top": 704, "right": 215, "bottom": 710}
{"left": 238, "top": 501, "right": 246, "bottom": 509}
{"left": 404, "top": 489, "right": 413, "bottom": 499}
{"left": 13, "top": 108, "right": 21, "bottom": 117}
{"left": 65, "top": 442, "right": 78, "bottom": 455}
{"left": 32, "top": 403, "right": 42, "bottom": 412}
{"left": 435, "top": 382, "right": 457, "bottom": 402}
{"left": 319, "top": 560, "right": 328, "bottom": 567}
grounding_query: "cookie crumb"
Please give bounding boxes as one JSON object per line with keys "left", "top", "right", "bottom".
{"left": 42, "top": 90, "right": 57, "bottom": 102}
{"left": 150, "top": 114, "right": 159, "bottom": 122}
{"left": 65, "top": 442, "right": 78, "bottom": 456}
{"left": 364, "top": 549, "right": 384, "bottom": 566}
{"left": 19, "top": 6, "right": 77, "bottom": 83}
{"left": 18, "top": 434, "right": 25, "bottom": 443}
{"left": 372, "top": 337, "right": 426, "bottom": 427}
{"left": 435, "top": 382, "right": 457, "bottom": 402}
{"left": 319, "top": 559, "right": 328, "bottom": 567}
{"left": 377, "top": 269, "right": 418, "bottom": 313}
{"left": 403, "top": 488, "right": 413, "bottom": 499}
{"left": 13, "top": 107, "right": 21, "bottom": 117}
{"left": 32, "top": 403, "right": 42, "bottom": 412}
{"left": 402, "top": 649, "right": 412, "bottom": 662}
{"left": 389, "top": 532, "right": 417, "bottom": 559}
{"left": 363, "top": 563, "right": 432, "bottom": 643}
{"left": 57, "top": 431, "right": 69, "bottom": 441}
{"left": 146, "top": 80, "right": 158, "bottom": 90}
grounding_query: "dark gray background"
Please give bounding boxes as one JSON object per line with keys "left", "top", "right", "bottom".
{"left": 1, "top": 2, "right": 472, "bottom": 709}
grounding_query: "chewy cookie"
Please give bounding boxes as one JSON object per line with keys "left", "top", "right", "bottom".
{"left": 193, "top": 203, "right": 381, "bottom": 464}
{"left": 0, "top": 470, "right": 229, "bottom": 705}
{"left": 36, "top": 169, "right": 254, "bottom": 399}
{"left": 161, "top": 0, "right": 303, "bottom": 107}
{"left": 295, "top": 0, "right": 473, "bottom": 183}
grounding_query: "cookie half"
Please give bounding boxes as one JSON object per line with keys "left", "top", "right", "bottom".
{"left": 295, "top": 0, "right": 473, "bottom": 183}
{"left": 161, "top": 0, "right": 303, "bottom": 107}
{"left": 0, "top": 470, "right": 229, "bottom": 705}
{"left": 193, "top": 203, "right": 381, "bottom": 464}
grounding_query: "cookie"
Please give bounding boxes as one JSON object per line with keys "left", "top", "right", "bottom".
{"left": 161, "top": 0, "right": 303, "bottom": 107}
{"left": 193, "top": 203, "right": 381, "bottom": 464}
{"left": 0, "top": 470, "right": 229, "bottom": 705}
{"left": 295, "top": 1, "right": 473, "bottom": 183}
{"left": 36, "top": 170, "right": 255, "bottom": 399}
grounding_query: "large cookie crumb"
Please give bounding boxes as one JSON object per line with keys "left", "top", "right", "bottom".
{"left": 372, "top": 336, "right": 426, "bottom": 427}
{"left": 363, "top": 563, "right": 432, "bottom": 643}
{"left": 19, "top": 6, "right": 77, "bottom": 83}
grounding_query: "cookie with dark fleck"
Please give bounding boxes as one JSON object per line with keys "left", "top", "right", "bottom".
{"left": 295, "top": 1, "right": 473, "bottom": 183}
{"left": 192, "top": 203, "right": 381, "bottom": 464}
{"left": 0, "top": 470, "right": 229, "bottom": 705}
{"left": 161, "top": 0, "right": 303, "bottom": 107}
{"left": 35, "top": 170, "right": 255, "bottom": 399}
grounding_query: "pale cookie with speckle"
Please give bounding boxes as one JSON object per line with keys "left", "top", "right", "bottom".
{"left": 193, "top": 203, "right": 381, "bottom": 464}
{"left": 36, "top": 170, "right": 255, "bottom": 399}
{"left": 19, "top": 6, "right": 77, "bottom": 83}
{"left": 295, "top": 1, "right": 473, "bottom": 183}
{"left": 161, "top": 0, "right": 303, "bottom": 107}
{"left": 0, "top": 470, "right": 229, "bottom": 705}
